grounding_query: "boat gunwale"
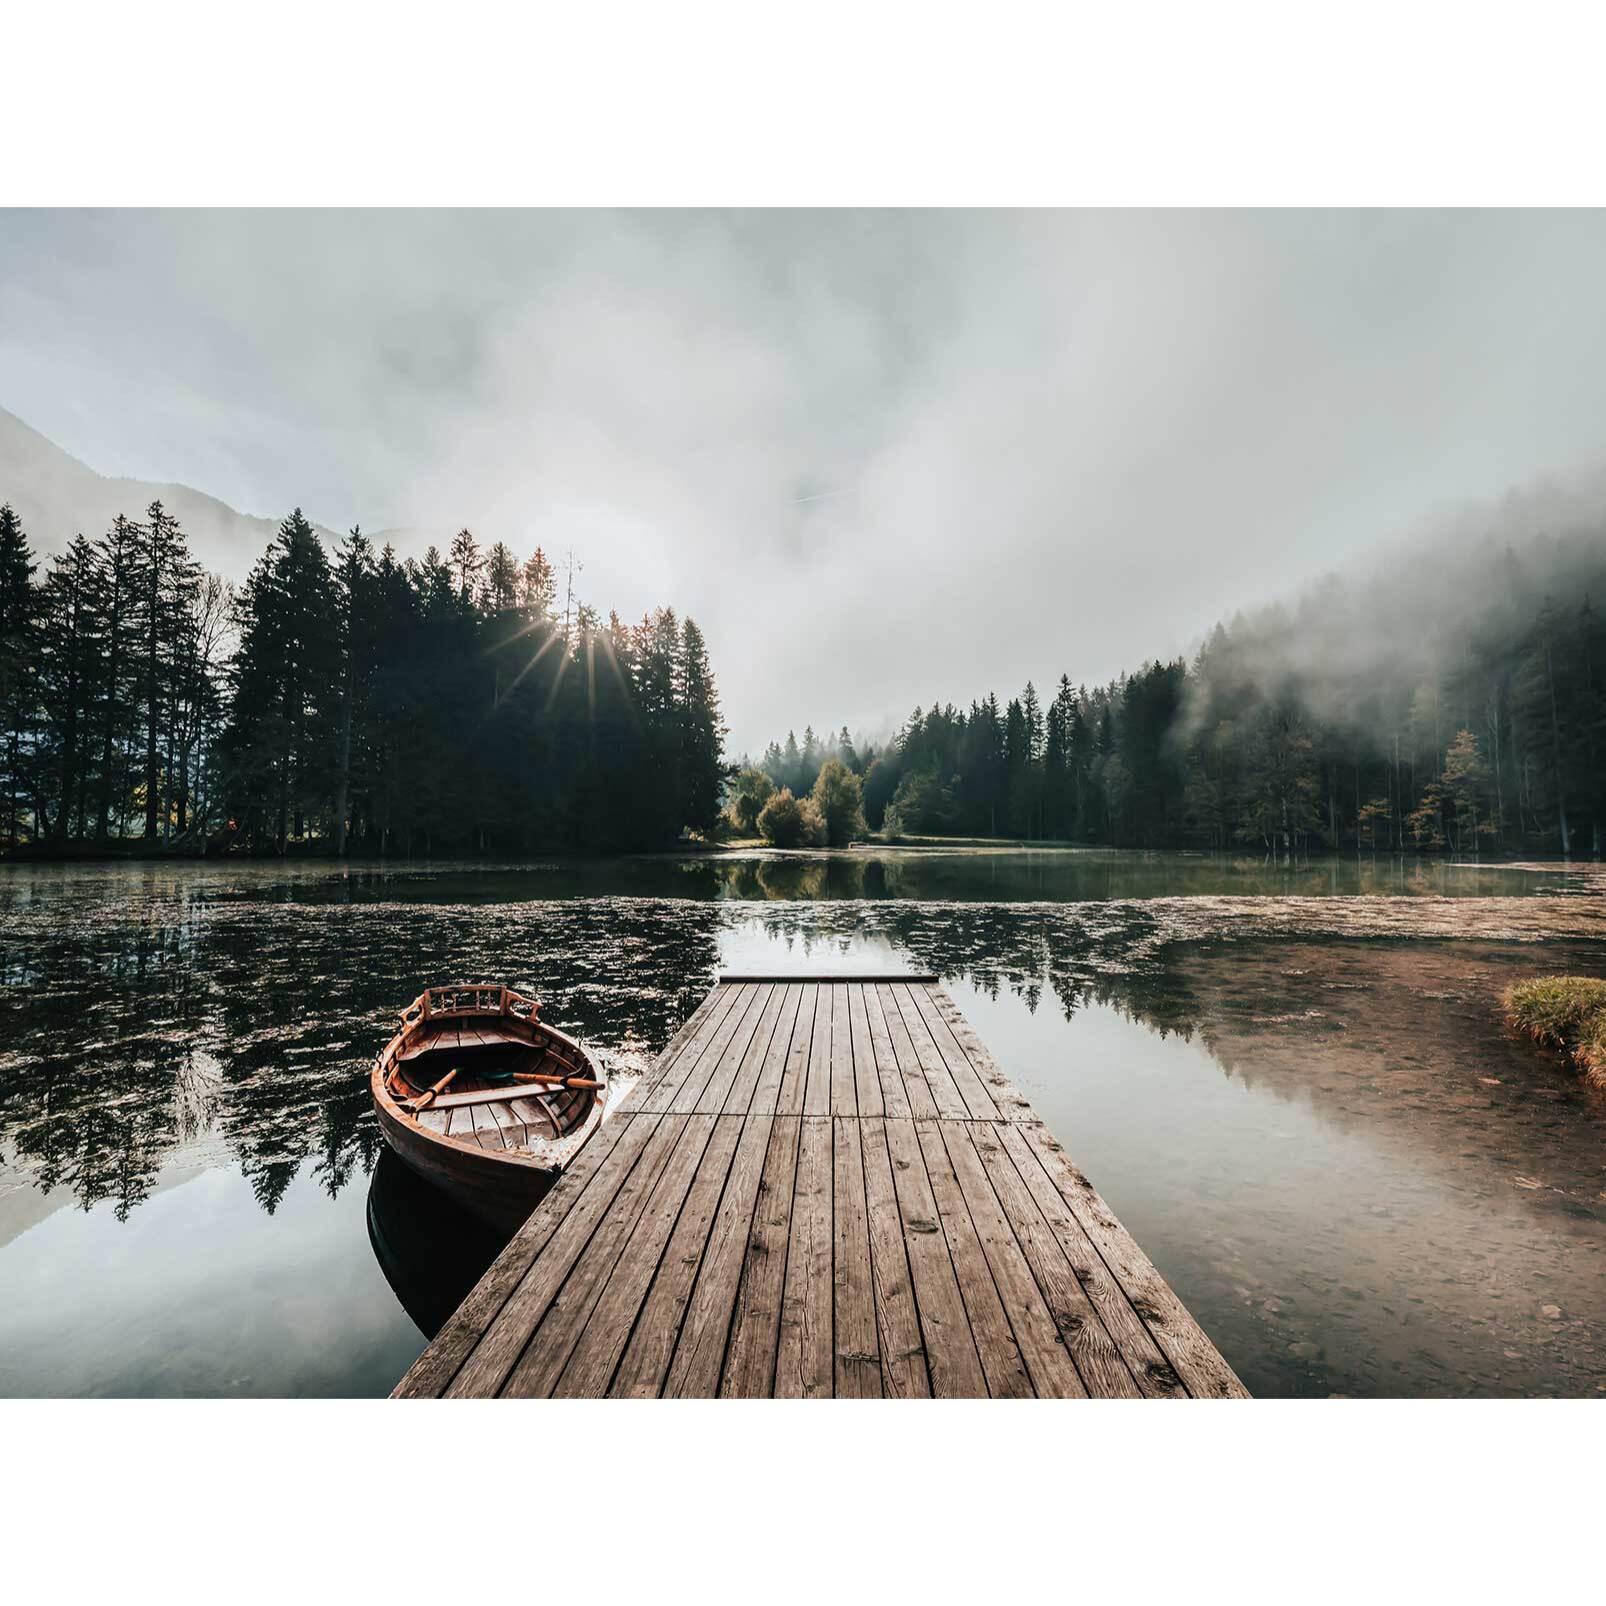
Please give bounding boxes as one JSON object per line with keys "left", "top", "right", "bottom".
{"left": 372, "top": 986, "right": 604, "bottom": 1175}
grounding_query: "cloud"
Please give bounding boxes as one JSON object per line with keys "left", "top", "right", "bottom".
{"left": 5, "top": 209, "right": 1606, "bottom": 752}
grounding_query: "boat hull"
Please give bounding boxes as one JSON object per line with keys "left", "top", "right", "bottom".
{"left": 372, "top": 1089, "right": 561, "bottom": 1233}
{"left": 369, "top": 984, "right": 605, "bottom": 1234}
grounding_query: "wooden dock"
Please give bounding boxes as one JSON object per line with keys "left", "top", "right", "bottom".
{"left": 393, "top": 976, "right": 1248, "bottom": 1399}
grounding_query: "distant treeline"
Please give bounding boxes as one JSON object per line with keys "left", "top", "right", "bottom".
{"left": 749, "top": 530, "right": 1606, "bottom": 856}
{"left": 0, "top": 502, "right": 726, "bottom": 855}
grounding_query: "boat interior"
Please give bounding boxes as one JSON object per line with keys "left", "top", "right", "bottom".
{"left": 389, "top": 1026, "right": 597, "bottom": 1151}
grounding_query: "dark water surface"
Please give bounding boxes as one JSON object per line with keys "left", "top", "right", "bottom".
{"left": 3, "top": 849, "right": 1604, "bottom": 1397}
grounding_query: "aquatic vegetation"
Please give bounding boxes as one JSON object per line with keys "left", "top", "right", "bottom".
{"left": 1505, "top": 976, "right": 1606, "bottom": 1088}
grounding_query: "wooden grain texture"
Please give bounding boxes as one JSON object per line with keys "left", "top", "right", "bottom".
{"left": 860, "top": 1116, "right": 929, "bottom": 1398}
{"left": 662, "top": 1113, "right": 775, "bottom": 1397}
{"left": 1016, "top": 1120, "right": 1248, "bottom": 1398}
{"left": 551, "top": 1114, "right": 719, "bottom": 1397}
{"left": 626, "top": 985, "right": 729, "bottom": 1105}
{"left": 639, "top": 984, "right": 750, "bottom": 1113}
{"left": 773, "top": 982, "right": 816, "bottom": 1118}
{"left": 392, "top": 1106, "right": 638, "bottom": 1398}
{"left": 881, "top": 1114, "right": 987, "bottom": 1398}
{"left": 801, "top": 985, "right": 833, "bottom": 1117}
{"left": 747, "top": 983, "right": 803, "bottom": 1116}
{"left": 720, "top": 1110, "right": 804, "bottom": 1397}
{"left": 775, "top": 1116, "right": 834, "bottom": 1398}
{"left": 500, "top": 1112, "right": 696, "bottom": 1398}
{"left": 915, "top": 1118, "right": 1032, "bottom": 1398}
{"left": 715, "top": 982, "right": 789, "bottom": 1117}
{"left": 609, "top": 1113, "right": 746, "bottom": 1398}
{"left": 972, "top": 1122, "right": 1144, "bottom": 1399}
{"left": 847, "top": 984, "right": 886, "bottom": 1119}
{"left": 398, "top": 979, "right": 1246, "bottom": 1399}
{"left": 828, "top": 983, "right": 858, "bottom": 1118}
{"left": 668, "top": 985, "right": 768, "bottom": 1115}
{"left": 938, "top": 1121, "right": 1086, "bottom": 1398}
{"left": 862, "top": 984, "right": 911, "bottom": 1120}
{"left": 875, "top": 982, "right": 935, "bottom": 1119}
{"left": 831, "top": 1115, "right": 881, "bottom": 1398}
{"left": 435, "top": 1112, "right": 667, "bottom": 1398}
{"left": 927, "top": 986, "right": 1036, "bottom": 1121}
{"left": 905, "top": 985, "right": 1002, "bottom": 1121}
{"left": 889, "top": 984, "right": 971, "bottom": 1119}
{"left": 992, "top": 1121, "right": 1183, "bottom": 1398}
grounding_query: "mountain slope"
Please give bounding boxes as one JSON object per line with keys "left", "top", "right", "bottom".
{"left": 0, "top": 404, "right": 332, "bottom": 578}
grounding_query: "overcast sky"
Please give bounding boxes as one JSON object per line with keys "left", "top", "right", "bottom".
{"left": 5, "top": 209, "right": 1606, "bottom": 754}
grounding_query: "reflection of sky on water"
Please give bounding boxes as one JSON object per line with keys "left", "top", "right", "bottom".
{"left": 2, "top": 855, "right": 1604, "bottom": 1397}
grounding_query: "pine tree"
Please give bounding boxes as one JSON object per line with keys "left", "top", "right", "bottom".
{"left": 92, "top": 514, "right": 142, "bottom": 841}
{"left": 677, "top": 617, "right": 725, "bottom": 836}
{"left": 38, "top": 536, "right": 103, "bottom": 841}
{"left": 138, "top": 500, "right": 192, "bottom": 839}
{"left": 0, "top": 503, "right": 39, "bottom": 846}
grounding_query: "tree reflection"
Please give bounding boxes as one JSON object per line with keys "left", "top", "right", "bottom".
{"left": 0, "top": 874, "right": 725, "bottom": 1218}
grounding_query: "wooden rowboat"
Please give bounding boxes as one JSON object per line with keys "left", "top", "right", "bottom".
{"left": 371, "top": 983, "right": 608, "bottom": 1232}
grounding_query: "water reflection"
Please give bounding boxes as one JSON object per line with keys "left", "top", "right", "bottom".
{"left": 3, "top": 855, "right": 1605, "bottom": 1396}
{"left": 366, "top": 1150, "right": 516, "bottom": 1340}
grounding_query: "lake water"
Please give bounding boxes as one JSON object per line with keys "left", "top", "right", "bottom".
{"left": 3, "top": 848, "right": 1604, "bottom": 1397}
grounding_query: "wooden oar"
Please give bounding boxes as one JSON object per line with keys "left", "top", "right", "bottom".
{"left": 510, "top": 1070, "right": 603, "bottom": 1090}
{"left": 412, "top": 1067, "right": 461, "bottom": 1112}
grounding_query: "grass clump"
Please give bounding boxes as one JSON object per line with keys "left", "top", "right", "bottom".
{"left": 1503, "top": 976, "right": 1606, "bottom": 1089}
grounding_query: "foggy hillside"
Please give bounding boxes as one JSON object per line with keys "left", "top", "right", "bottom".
{"left": 0, "top": 404, "right": 345, "bottom": 576}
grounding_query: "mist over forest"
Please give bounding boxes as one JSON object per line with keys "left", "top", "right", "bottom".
{"left": 4, "top": 449, "right": 1606, "bottom": 861}
{"left": 746, "top": 501, "right": 1606, "bottom": 858}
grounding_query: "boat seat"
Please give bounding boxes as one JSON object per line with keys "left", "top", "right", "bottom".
{"left": 427, "top": 1083, "right": 564, "bottom": 1111}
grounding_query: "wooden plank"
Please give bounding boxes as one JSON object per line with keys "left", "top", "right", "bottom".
{"left": 906, "top": 984, "right": 1002, "bottom": 1121}
{"left": 611, "top": 1113, "right": 746, "bottom": 1398}
{"left": 747, "top": 984, "right": 803, "bottom": 1117}
{"left": 914, "top": 1119, "right": 1031, "bottom": 1398}
{"left": 637, "top": 984, "right": 748, "bottom": 1112}
{"left": 977, "top": 1123, "right": 1148, "bottom": 1398}
{"left": 828, "top": 983, "right": 858, "bottom": 1118}
{"left": 393, "top": 1110, "right": 637, "bottom": 1398}
{"left": 633, "top": 983, "right": 732, "bottom": 1103}
{"left": 891, "top": 984, "right": 977, "bottom": 1120}
{"left": 469, "top": 1103, "right": 507, "bottom": 1150}
{"left": 550, "top": 1114, "right": 720, "bottom": 1397}
{"left": 861, "top": 983, "right": 909, "bottom": 1119}
{"left": 875, "top": 982, "right": 939, "bottom": 1120}
{"left": 774, "top": 1116, "right": 834, "bottom": 1398}
{"left": 832, "top": 1116, "right": 881, "bottom": 1398}
{"left": 667, "top": 985, "right": 769, "bottom": 1115}
{"left": 509, "top": 1095, "right": 555, "bottom": 1133}
{"left": 1016, "top": 1121, "right": 1249, "bottom": 1399}
{"left": 859, "top": 1116, "right": 929, "bottom": 1398}
{"left": 938, "top": 1121, "right": 1087, "bottom": 1398}
{"left": 400, "top": 978, "right": 1246, "bottom": 1401}
{"left": 486, "top": 1101, "right": 527, "bottom": 1146}
{"left": 663, "top": 1114, "right": 775, "bottom": 1397}
{"left": 413, "top": 1108, "right": 449, "bottom": 1134}
{"left": 500, "top": 1112, "right": 693, "bottom": 1397}
{"left": 801, "top": 985, "right": 833, "bottom": 1117}
{"left": 847, "top": 984, "right": 885, "bottom": 1119}
{"left": 880, "top": 1117, "right": 986, "bottom": 1398}
{"left": 440, "top": 1112, "right": 667, "bottom": 1398}
{"left": 719, "top": 972, "right": 940, "bottom": 982}
{"left": 926, "top": 985, "right": 1035, "bottom": 1121}
{"left": 395, "top": 1110, "right": 647, "bottom": 1397}
{"left": 701, "top": 980, "right": 787, "bottom": 1117}
{"left": 773, "top": 983, "right": 817, "bottom": 1118}
{"left": 720, "top": 1112, "right": 804, "bottom": 1397}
